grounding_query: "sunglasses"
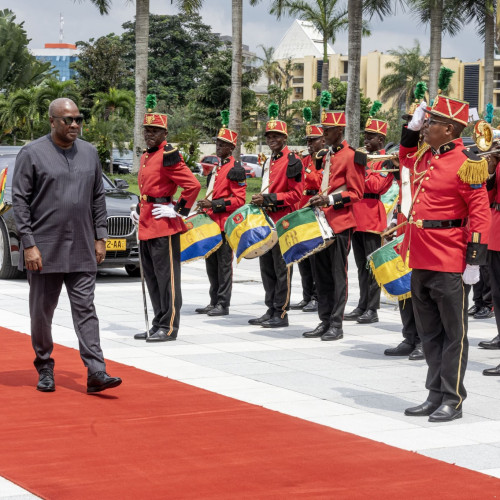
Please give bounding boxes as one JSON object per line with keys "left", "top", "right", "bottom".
{"left": 423, "top": 118, "right": 449, "bottom": 127}
{"left": 52, "top": 115, "right": 84, "bottom": 126}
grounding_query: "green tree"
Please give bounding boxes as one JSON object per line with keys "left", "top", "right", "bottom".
{"left": 257, "top": 45, "right": 282, "bottom": 87}
{"left": 7, "top": 87, "right": 42, "bottom": 141}
{"left": 0, "top": 9, "right": 52, "bottom": 93}
{"left": 378, "top": 41, "right": 430, "bottom": 109}
{"left": 91, "top": 88, "right": 135, "bottom": 121}
{"left": 36, "top": 79, "right": 81, "bottom": 110}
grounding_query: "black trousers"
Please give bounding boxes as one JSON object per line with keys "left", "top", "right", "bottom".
{"left": 259, "top": 242, "right": 292, "bottom": 318}
{"left": 472, "top": 264, "right": 492, "bottom": 309}
{"left": 488, "top": 250, "right": 500, "bottom": 335}
{"left": 411, "top": 269, "right": 470, "bottom": 409}
{"left": 352, "top": 231, "right": 382, "bottom": 311}
{"left": 205, "top": 233, "right": 233, "bottom": 308}
{"left": 399, "top": 297, "right": 420, "bottom": 345}
{"left": 311, "top": 228, "right": 352, "bottom": 329}
{"left": 140, "top": 234, "right": 182, "bottom": 338}
{"left": 27, "top": 271, "right": 106, "bottom": 375}
{"left": 297, "top": 257, "right": 317, "bottom": 302}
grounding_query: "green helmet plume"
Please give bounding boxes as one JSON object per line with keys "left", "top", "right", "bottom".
{"left": 145, "top": 94, "right": 157, "bottom": 112}
{"left": 369, "top": 100, "right": 382, "bottom": 117}
{"left": 485, "top": 103, "right": 494, "bottom": 124}
{"left": 268, "top": 102, "right": 279, "bottom": 119}
{"left": 414, "top": 81, "right": 427, "bottom": 101}
{"left": 320, "top": 90, "right": 331, "bottom": 109}
{"left": 220, "top": 110, "right": 230, "bottom": 127}
{"left": 438, "top": 67, "right": 454, "bottom": 94}
{"left": 302, "top": 107, "right": 312, "bottom": 124}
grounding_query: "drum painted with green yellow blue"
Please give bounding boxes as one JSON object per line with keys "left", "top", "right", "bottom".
{"left": 276, "top": 207, "right": 334, "bottom": 266}
{"left": 367, "top": 234, "right": 411, "bottom": 300}
{"left": 180, "top": 213, "right": 222, "bottom": 263}
{"left": 224, "top": 204, "right": 277, "bottom": 263}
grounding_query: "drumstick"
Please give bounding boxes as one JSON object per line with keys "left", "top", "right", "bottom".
{"left": 381, "top": 221, "right": 407, "bottom": 238}
{"left": 303, "top": 188, "right": 329, "bottom": 208}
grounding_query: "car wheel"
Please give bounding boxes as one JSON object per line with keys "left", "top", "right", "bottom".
{"left": 125, "top": 264, "right": 141, "bottom": 277}
{"left": 0, "top": 222, "right": 21, "bottom": 279}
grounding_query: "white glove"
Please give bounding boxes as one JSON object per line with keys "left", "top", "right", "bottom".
{"left": 151, "top": 203, "right": 179, "bottom": 219}
{"left": 130, "top": 209, "right": 139, "bottom": 224}
{"left": 408, "top": 101, "right": 427, "bottom": 131}
{"left": 462, "top": 264, "right": 480, "bottom": 285}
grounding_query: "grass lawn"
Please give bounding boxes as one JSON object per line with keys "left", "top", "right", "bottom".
{"left": 115, "top": 173, "right": 263, "bottom": 204}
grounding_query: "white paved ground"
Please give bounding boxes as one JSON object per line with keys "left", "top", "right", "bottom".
{"left": 2, "top": 254, "right": 500, "bottom": 497}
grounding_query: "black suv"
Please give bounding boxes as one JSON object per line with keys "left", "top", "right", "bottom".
{"left": 0, "top": 148, "right": 140, "bottom": 278}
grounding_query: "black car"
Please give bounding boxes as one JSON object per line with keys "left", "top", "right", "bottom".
{"left": 0, "top": 149, "right": 140, "bottom": 279}
{"left": 111, "top": 148, "right": 133, "bottom": 174}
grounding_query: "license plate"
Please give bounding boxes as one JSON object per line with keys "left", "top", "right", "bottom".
{"left": 106, "top": 239, "right": 126, "bottom": 251}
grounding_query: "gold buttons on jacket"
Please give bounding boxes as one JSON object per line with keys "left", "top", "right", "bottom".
{"left": 412, "top": 210, "right": 416, "bottom": 215}
{"left": 430, "top": 166, "right": 434, "bottom": 170}
{"left": 421, "top": 188, "right": 425, "bottom": 192}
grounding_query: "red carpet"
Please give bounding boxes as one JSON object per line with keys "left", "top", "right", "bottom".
{"left": 0, "top": 327, "right": 499, "bottom": 499}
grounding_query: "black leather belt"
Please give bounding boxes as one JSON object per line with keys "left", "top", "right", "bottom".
{"left": 363, "top": 193, "right": 380, "bottom": 200}
{"left": 494, "top": 203, "right": 500, "bottom": 211}
{"left": 420, "top": 219, "right": 467, "bottom": 229}
{"left": 141, "top": 195, "right": 172, "bottom": 203}
{"left": 305, "top": 189, "right": 318, "bottom": 196}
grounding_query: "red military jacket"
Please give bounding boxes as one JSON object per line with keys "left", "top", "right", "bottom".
{"left": 321, "top": 140, "right": 366, "bottom": 233}
{"left": 399, "top": 127, "right": 490, "bottom": 272}
{"left": 487, "top": 161, "right": 500, "bottom": 251}
{"left": 205, "top": 156, "right": 247, "bottom": 231}
{"left": 138, "top": 141, "right": 201, "bottom": 241}
{"left": 353, "top": 149, "right": 394, "bottom": 233}
{"left": 261, "top": 145, "right": 303, "bottom": 224}
{"left": 299, "top": 154, "right": 323, "bottom": 207}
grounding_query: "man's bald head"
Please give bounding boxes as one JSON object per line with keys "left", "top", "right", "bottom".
{"left": 48, "top": 98, "right": 78, "bottom": 118}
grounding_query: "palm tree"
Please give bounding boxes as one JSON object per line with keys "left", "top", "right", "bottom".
{"left": 267, "top": 0, "right": 348, "bottom": 91}
{"left": 35, "top": 78, "right": 81, "bottom": 111}
{"left": 91, "top": 88, "right": 135, "bottom": 121}
{"left": 229, "top": 0, "right": 243, "bottom": 159}
{"left": 257, "top": 45, "right": 282, "bottom": 87}
{"left": 88, "top": 1, "right": 202, "bottom": 171}
{"left": 8, "top": 88, "right": 42, "bottom": 141}
{"left": 378, "top": 41, "right": 430, "bottom": 109}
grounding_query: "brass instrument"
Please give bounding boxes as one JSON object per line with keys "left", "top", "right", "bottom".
{"left": 366, "top": 151, "right": 399, "bottom": 161}
{"left": 472, "top": 119, "right": 500, "bottom": 156}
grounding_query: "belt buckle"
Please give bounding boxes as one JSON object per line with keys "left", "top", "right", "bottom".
{"left": 142, "top": 194, "right": 147, "bottom": 201}
{"left": 416, "top": 219, "right": 423, "bottom": 229}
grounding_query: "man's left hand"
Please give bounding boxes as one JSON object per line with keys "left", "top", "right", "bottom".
{"left": 309, "top": 194, "right": 329, "bottom": 207}
{"left": 197, "top": 199, "right": 211, "bottom": 210}
{"left": 251, "top": 194, "right": 264, "bottom": 206}
{"left": 95, "top": 240, "right": 106, "bottom": 265}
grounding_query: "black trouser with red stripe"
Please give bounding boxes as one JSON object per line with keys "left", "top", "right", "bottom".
{"left": 206, "top": 233, "right": 233, "bottom": 308}
{"left": 297, "top": 257, "right": 317, "bottom": 302}
{"left": 140, "top": 234, "right": 182, "bottom": 338}
{"left": 259, "top": 243, "right": 292, "bottom": 318}
{"left": 311, "top": 228, "right": 353, "bottom": 329}
{"left": 352, "top": 231, "right": 381, "bottom": 312}
{"left": 411, "top": 269, "right": 469, "bottom": 409}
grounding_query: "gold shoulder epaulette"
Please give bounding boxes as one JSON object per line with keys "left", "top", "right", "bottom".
{"left": 457, "top": 154, "right": 489, "bottom": 185}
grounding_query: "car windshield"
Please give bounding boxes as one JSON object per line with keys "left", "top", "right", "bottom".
{"left": 102, "top": 173, "right": 118, "bottom": 190}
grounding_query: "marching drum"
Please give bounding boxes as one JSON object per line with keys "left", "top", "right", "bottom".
{"left": 224, "top": 204, "right": 277, "bottom": 263}
{"left": 367, "top": 234, "right": 411, "bottom": 300}
{"left": 180, "top": 213, "right": 222, "bottom": 264}
{"left": 276, "top": 207, "right": 335, "bottom": 266}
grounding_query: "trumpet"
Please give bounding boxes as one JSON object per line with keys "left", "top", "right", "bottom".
{"left": 366, "top": 151, "right": 399, "bottom": 161}
{"left": 471, "top": 120, "right": 500, "bottom": 156}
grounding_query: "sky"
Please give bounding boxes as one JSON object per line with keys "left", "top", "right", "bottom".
{"left": 10, "top": 0, "right": 486, "bottom": 63}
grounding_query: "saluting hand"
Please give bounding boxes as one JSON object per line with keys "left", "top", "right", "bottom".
{"left": 95, "top": 240, "right": 106, "bottom": 265}
{"left": 24, "top": 246, "right": 43, "bottom": 272}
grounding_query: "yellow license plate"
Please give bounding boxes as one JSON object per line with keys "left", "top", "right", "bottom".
{"left": 106, "top": 239, "right": 127, "bottom": 251}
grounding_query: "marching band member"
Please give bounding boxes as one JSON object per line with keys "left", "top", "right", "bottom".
{"left": 132, "top": 96, "right": 201, "bottom": 342}
{"left": 304, "top": 91, "right": 366, "bottom": 341}
{"left": 249, "top": 103, "right": 303, "bottom": 328}
{"left": 290, "top": 107, "right": 325, "bottom": 313}
{"left": 400, "top": 95, "right": 490, "bottom": 422}
{"left": 345, "top": 102, "right": 393, "bottom": 324}
{"left": 195, "top": 111, "right": 247, "bottom": 316}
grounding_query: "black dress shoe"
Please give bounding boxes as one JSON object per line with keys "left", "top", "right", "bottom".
{"left": 474, "top": 306, "right": 494, "bottom": 320}
{"left": 357, "top": 309, "right": 379, "bottom": 324}
{"left": 195, "top": 304, "right": 215, "bottom": 314}
{"left": 134, "top": 326, "right": 158, "bottom": 340}
{"left": 483, "top": 364, "right": 500, "bottom": 376}
{"left": 321, "top": 326, "right": 343, "bottom": 341}
{"left": 478, "top": 334, "right": 500, "bottom": 349}
{"left": 302, "top": 299, "right": 318, "bottom": 312}
{"left": 207, "top": 304, "right": 229, "bottom": 316}
{"left": 145, "top": 328, "right": 177, "bottom": 342}
{"left": 261, "top": 315, "right": 289, "bottom": 328}
{"left": 408, "top": 343, "right": 424, "bottom": 361}
{"left": 384, "top": 341, "right": 414, "bottom": 356}
{"left": 37, "top": 368, "right": 55, "bottom": 392}
{"left": 87, "top": 371, "right": 122, "bottom": 393}
{"left": 290, "top": 299, "right": 308, "bottom": 310}
{"left": 302, "top": 322, "right": 329, "bottom": 338}
{"left": 404, "top": 400, "right": 439, "bottom": 416}
{"left": 344, "top": 307, "right": 365, "bottom": 321}
{"left": 428, "top": 404, "right": 462, "bottom": 422}
{"left": 248, "top": 313, "right": 272, "bottom": 325}
{"left": 467, "top": 304, "right": 479, "bottom": 316}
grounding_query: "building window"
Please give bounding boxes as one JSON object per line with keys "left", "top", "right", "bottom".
{"left": 496, "top": 93, "right": 500, "bottom": 107}
{"left": 343, "top": 61, "right": 348, "bottom": 74}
